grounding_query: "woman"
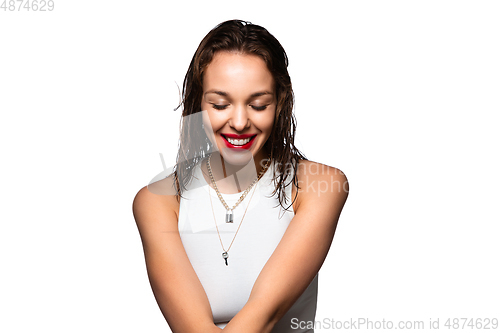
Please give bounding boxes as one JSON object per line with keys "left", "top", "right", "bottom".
{"left": 133, "top": 20, "right": 349, "bottom": 332}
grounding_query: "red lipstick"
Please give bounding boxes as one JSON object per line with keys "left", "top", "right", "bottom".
{"left": 222, "top": 133, "right": 255, "bottom": 139}
{"left": 220, "top": 133, "right": 257, "bottom": 149}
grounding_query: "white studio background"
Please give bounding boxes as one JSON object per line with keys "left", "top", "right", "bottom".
{"left": 1, "top": 1, "right": 499, "bottom": 332}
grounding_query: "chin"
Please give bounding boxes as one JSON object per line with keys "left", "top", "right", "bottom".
{"left": 219, "top": 146, "right": 255, "bottom": 166}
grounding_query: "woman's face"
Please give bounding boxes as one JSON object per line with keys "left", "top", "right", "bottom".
{"left": 201, "top": 51, "right": 276, "bottom": 166}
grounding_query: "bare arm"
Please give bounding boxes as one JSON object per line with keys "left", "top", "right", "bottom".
{"left": 133, "top": 178, "right": 222, "bottom": 333}
{"left": 223, "top": 161, "right": 349, "bottom": 332}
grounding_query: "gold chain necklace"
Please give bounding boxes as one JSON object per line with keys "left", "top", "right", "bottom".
{"left": 207, "top": 154, "right": 271, "bottom": 223}
{"left": 208, "top": 183, "right": 258, "bottom": 266}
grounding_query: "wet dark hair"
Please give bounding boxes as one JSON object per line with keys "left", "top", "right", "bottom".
{"left": 173, "top": 19, "right": 307, "bottom": 211}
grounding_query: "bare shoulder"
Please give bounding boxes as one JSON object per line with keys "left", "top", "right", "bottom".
{"left": 293, "top": 159, "right": 349, "bottom": 212}
{"left": 132, "top": 174, "right": 180, "bottom": 231}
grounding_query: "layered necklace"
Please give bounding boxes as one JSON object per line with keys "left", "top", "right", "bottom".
{"left": 206, "top": 154, "right": 271, "bottom": 266}
{"left": 207, "top": 154, "right": 271, "bottom": 223}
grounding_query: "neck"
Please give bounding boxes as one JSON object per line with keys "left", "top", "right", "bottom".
{"left": 207, "top": 150, "right": 270, "bottom": 194}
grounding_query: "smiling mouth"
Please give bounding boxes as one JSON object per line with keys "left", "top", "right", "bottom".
{"left": 221, "top": 134, "right": 257, "bottom": 147}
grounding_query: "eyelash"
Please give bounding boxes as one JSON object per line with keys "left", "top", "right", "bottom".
{"left": 212, "top": 104, "right": 229, "bottom": 110}
{"left": 252, "top": 105, "right": 267, "bottom": 111}
{"left": 211, "top": 104, "right": 268, "bottom": 111}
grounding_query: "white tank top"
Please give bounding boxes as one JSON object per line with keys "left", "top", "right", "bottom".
{"left": 178, "top": 160, "right": 318, "bottom": 332}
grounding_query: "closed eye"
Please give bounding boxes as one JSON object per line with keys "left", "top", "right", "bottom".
{"left": 251, "top": 105, "right": 268, "bottom": 111}
{"left": 211, "top": 104, "right": 229, "bottom": 110}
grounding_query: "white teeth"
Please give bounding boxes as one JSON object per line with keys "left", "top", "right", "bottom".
{"left": 226, "top": 137, "right": 252, "bottom": 145}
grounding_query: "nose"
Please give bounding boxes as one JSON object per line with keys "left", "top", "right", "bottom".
{"left": 228, "top": 104, "right": 250, "bottom": 132}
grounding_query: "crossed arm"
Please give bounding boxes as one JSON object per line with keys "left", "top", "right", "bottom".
{"left": 133, "top": 161, "right": 348, "bottom": 333}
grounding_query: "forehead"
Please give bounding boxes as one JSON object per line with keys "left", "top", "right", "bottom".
{"left": 203, "top": 52, "right": 275, "bottom": 94}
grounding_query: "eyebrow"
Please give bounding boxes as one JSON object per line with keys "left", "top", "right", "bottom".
{"left": 204, "top": 90, "right": 273, "bottom": 98}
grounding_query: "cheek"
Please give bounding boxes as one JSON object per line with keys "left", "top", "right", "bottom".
{"left": 201, "top": 111, "right": 216, "bottom": 141}
{"left": 259, "top": 108, "right": 276, "bottom": 133}
{"left": 202, "top": 109, "right": 224, "bottom": 134}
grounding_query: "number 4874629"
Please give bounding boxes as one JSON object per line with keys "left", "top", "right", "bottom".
{"left": 1, "top": 0, "right": 55, "bottom": 11}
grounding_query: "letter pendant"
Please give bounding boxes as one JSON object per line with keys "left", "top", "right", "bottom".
{"left": 222, "top": 252, "right": 229, "bottom": 266}
{"left": 225, "top": 209, "right": 233, "bottom": 223}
